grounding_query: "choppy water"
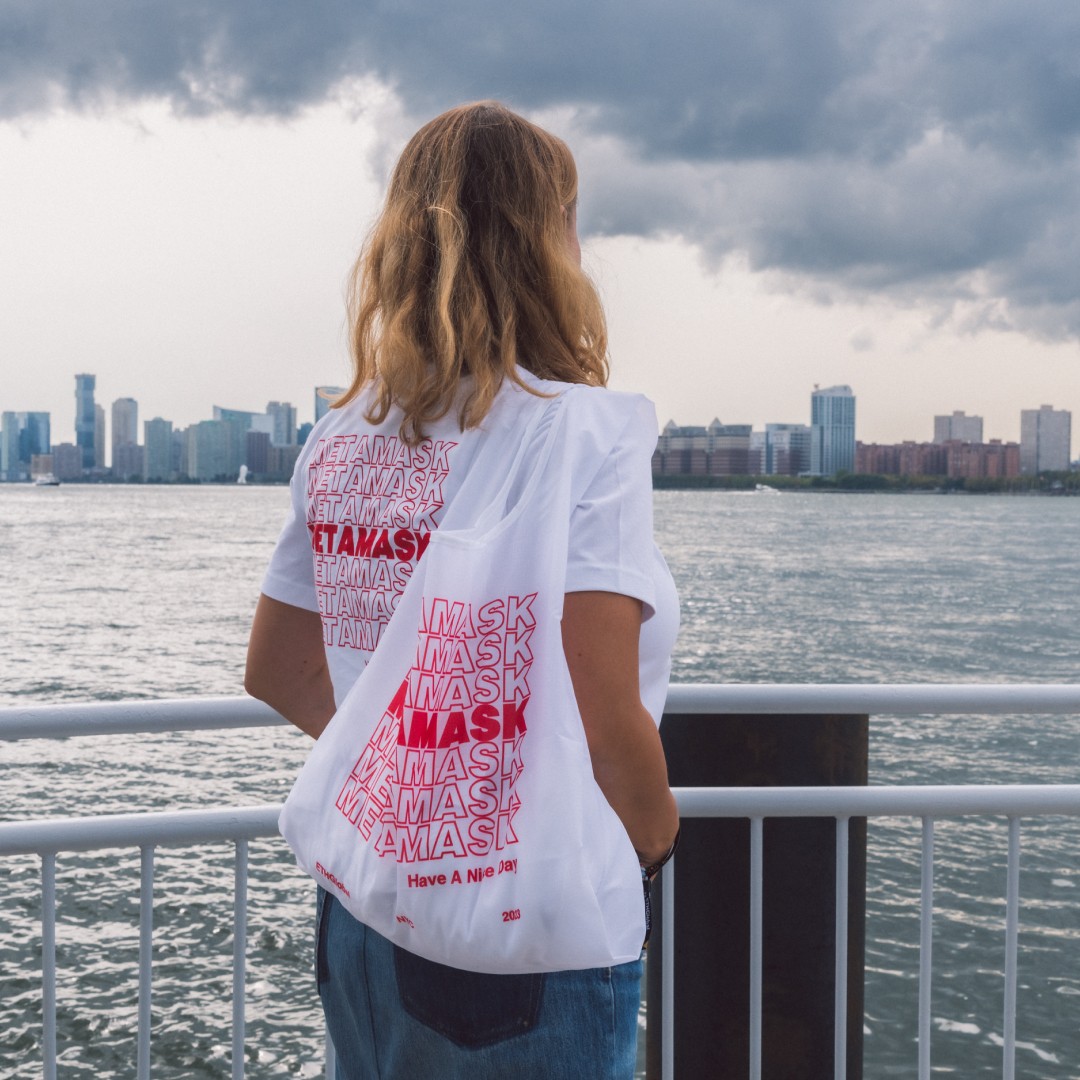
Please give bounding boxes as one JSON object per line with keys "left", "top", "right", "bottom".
{"left": 2, "top": 485, "right": 1079, "bottom": 1077}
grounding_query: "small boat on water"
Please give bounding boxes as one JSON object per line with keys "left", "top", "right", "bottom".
{"left": 33, "top": 474, "right": 61, "bottom": 487}
{"left": 754, "top": 483, "right": 780, "bottom": 494}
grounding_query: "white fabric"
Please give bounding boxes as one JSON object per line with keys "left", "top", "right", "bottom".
{"left": 276, "top": 385, "right": 676, "bottom": 973}
{"left": 261, "top": 370, "right": 678, "bottom": 725}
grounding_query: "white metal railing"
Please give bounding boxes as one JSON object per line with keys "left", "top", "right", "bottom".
{"left": 3, "top": 685, "right": 1080, "bottom": 1080}
{"left": 3, "top": 683, "right": 1080, "bottom": 740}
{"left": 2, "top": 807, "right": 286, "bottom": 1080}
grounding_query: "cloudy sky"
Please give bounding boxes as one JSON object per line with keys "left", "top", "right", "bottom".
{"left": 1, "top": 0, "right": 1077, "bottom": 455}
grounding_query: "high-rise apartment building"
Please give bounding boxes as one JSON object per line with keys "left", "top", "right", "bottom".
{"left": 934, "top": 411, "right": 983, "bottom": 444}
{"left": 21, "top": 412, "right": 51, "bottom": 459}
{"left": 245, "top": 430, "right": 271, "bottom": 474}
{"left": 113, "top": 443, "right": 143, "bottom": 479}
{"left": 315, "top": 386, "right": 345, "bottom": 424}
{"left": 143, "top": 418, "right": 174, "bottom": 481}
{"left": 0, "top": 413, "right": 20, "bottom": 481}
{"left": 186, "top": 419, "right": 245, "bottom": 481}
{"left": 1020, "top": 405, "right": 1072, "bottom": 474}
{"left": 809, "top": 385, "right": 856, "bottom": 476}
{"left": 111, "top": 398, "right": 139, "bottom": 466}
{"left": 763, "top": 423, "right": 812, "bottom": 476}
{"left": 52, "top": 443, "right": 83, "bottom": 480}
{"left": 266, "top": 401, "right": 297, "bottom": 446}
{"left": 2, "top": 411, "right": 52, "bottom": 481}
{"left": 94, "top": 404, "right": 106, "bottom": 469}
{"left": 75, "top": 373, "right": 96, "bottom": 469}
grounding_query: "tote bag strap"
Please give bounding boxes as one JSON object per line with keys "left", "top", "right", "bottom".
{"left": 433, "top": 390, "right": 570, "bottom": 546}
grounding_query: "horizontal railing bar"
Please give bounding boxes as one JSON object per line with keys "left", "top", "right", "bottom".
{"left": 0, "top": 806, "right": 281, "bottom": 856}
{"left": 3, "top": 683, "right": 1079, "bottom": 741}
{"left": 0, "top": 696, "right": 285, "bottom": 740}
{"left": 675, "top": 785, "right": 1080, "bottom": 818}
{"left": 5, "top": 786, "right": 1080, "bottom": 857}
{"left": 665, "top": 683, "right": 1080, "bottom": 717}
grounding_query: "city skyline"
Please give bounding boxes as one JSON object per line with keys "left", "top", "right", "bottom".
{"left": 3, "top": 366, "right": 1075, "bottom": 461}
{"left": 4, "top": 373, "right": 1074, "bottom": 484}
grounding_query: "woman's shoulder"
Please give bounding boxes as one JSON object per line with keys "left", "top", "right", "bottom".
{"left": 514, "top": 370, "right": 658, "bottom": 445}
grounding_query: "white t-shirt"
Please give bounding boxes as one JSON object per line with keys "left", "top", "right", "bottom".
{"left": 261, "top": 371, "right": 679, "bottom": 725}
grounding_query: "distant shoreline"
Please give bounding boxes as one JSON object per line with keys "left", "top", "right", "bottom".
{"left": 7, "top": 473, "right": 1078, "bottom": 495}
{"left": 652, "top": 473, "right": 1080, "bottom": 495}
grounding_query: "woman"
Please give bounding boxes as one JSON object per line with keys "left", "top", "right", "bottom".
{"left": 246, "top": 101, "right": 679, "bottom": 1080}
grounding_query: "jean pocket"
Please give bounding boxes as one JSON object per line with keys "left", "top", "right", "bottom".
{"left": 393, "top": 946, "right": 545, "bottom": 1048}
{"left": 314, "top": 887, "right": 332, "bottom": 989}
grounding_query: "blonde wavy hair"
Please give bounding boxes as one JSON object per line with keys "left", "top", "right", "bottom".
{"left": 336, "top": 101, "right": 609, "bottom": 443}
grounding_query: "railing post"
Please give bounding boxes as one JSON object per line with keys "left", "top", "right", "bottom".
{"left": 137, "top": 845, "right": 154, "bottom": 1080}
{"left": 1003, "top": 817, "right": 1021, "bottom": 1080}
{"left": 918, "top": 817, "right": 934, "bottom": 1080}
{"left": 647, "top": 713, "right": 868, "bottom": 1080}
{"left": 661, "top": 856, "right": 676, "bottom": 1080}
{"left": 41, "top": 852, "right": 57, "bottom": 1080}
{"left": 232, "top": 839, "right": 248, "bottom": 1080}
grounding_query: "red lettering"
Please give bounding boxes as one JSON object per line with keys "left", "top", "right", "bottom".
{"left": 467, "top": 816, "right": 495, "bottom": 856}
{"left": 371, "top": 530, "right": 394, "bottom": 559}
{"left": 502, "top": 698, "right": 528, "bottom": 740}
{"left": 470, "top": 703, "right": 500, "bottom": 742}
{"left": 477, "top": 599, "right": 504, "bottom": 633}
{"left": 355, "top": 527, "right": 376, "bottom": 557}
{"left": 468, "top": 778, "right": 499, "bottom": 816}
{"left": 507, "top": 594, "right": 536, "bottom": 632}
{"left": 393, "top": 529, "right": 415, "bottom": 560}
{"left": 437, "top": 711, "right": 469, "bottom": 748}
{"left": 405, "top": 711, "right": 437, "bottom": 748}
{"left": 336, "top": 526, "right": 356, "bottom": 556}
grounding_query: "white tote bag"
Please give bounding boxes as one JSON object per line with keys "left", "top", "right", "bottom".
{"left": 279, "top": 390, "right": 646, "bottom": 974}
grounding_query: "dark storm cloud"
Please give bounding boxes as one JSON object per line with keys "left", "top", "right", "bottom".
{"left": 3, "top": 0, "right": 1079, "bottom": 337}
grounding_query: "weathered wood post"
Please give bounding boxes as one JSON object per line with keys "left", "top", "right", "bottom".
{"left": 646, "top": 713, "right": 868, "bottom": 1079}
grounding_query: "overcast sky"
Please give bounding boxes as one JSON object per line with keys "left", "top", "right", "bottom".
{"left": 1, "top": 0, "right": 1077, "bottom": 455}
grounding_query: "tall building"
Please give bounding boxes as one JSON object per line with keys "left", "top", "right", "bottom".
{"left": 266, "top": 401, "right": 297, "bottom": 446}
{"left": 0, "top": 413, "right": 20, "bottom": 481}
{"left": 809, "top": 385, "right": 856, "bottom": 476}
{"left": 111, "top": 398, "right": 139, "bottom": 466}
{"left": 245, "top": 430, "right": 271, "bottom": 474}
{"left": 75, "top": 373, "right": 96, "bottom": 469}
{"left": 213, "top": 405, "right": 274, "bottom": 440}
{"left": 186, "top": 419, "right": 246, "bottom": 481}
{"left": 763, "top": 423, "right": 812, "bottom": 476}
{"left": 143, "top": 418, "right": 174, "bottom": 481}
{"left": 1, "top": 411, "right": 51, "bottom": 481}
{"left": 1020, "top": 405, "right": 1072, "bottom": 474}
{"left": 113, "top": 442, "right": 143, "bottom": 480}
{"left": 94, "top": 404, "right": 106, "bottom": 469}
{"left": 934, "top": 411, "right": 983, "bottom": 444}
{"left": 52, "top": 443, "right": 83, "bottom": 480}
{"left": 315, "top": 386, "right": 345, "bottom": 424}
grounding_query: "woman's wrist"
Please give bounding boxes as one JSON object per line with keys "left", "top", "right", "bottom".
{"left": 637, "top": 826, "right": 680, "bottom": 880}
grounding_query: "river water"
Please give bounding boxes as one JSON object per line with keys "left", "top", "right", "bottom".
{"left": 2, "top": 485, "right": 1079, "bottom": 1077}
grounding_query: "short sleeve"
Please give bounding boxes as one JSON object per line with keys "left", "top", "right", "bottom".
{"left": 260, "top": 449, "right": 319, "bottom": 612}
{"left": 564, "top": 395, "right": 660, "bottom": 618}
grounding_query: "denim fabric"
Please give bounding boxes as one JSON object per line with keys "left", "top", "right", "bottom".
{"left": 315, "top": 889, "right": 642, "bottom": 1080}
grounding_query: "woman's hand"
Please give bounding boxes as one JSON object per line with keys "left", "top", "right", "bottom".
{"left": 245, "top": 594, "right": 336, "bottom": 739}
{"left": 561, "top": 591, "right": 680, "bottom": 864}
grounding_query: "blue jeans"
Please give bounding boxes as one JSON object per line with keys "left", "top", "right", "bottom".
{"left": 316, "top": 889, "right": 643, "bottom": 1079}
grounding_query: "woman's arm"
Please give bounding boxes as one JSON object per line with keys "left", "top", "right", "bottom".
{"left": 561, "top": 591, "right": 679, "bottom": 865}
{"left": 245, "top": 594, "right": 336, "bottom": 739}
